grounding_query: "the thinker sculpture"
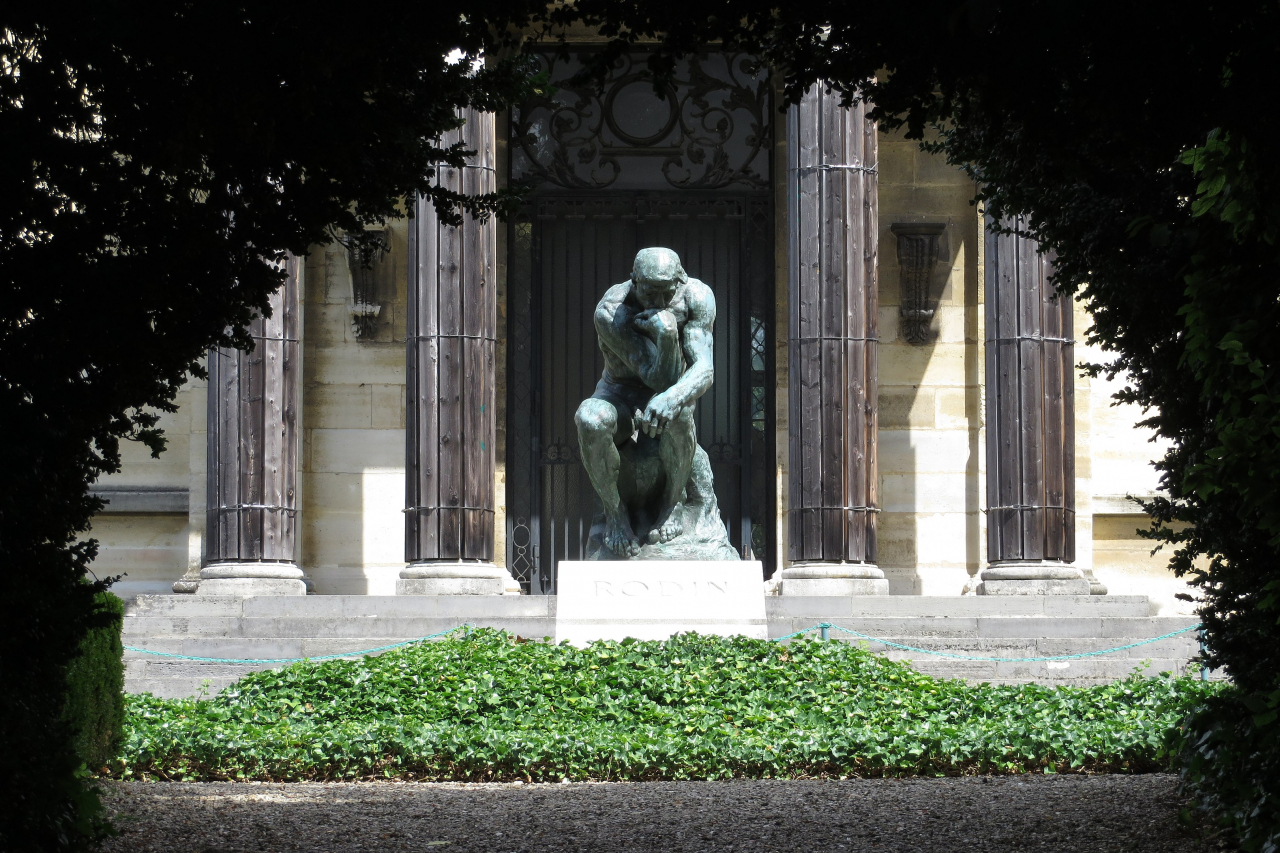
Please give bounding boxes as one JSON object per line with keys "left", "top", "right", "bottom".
{"left": 575, "top": 247, "right": 739, "bottom": 561}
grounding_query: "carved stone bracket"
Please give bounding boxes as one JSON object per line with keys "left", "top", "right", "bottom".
{"left": 891, "top": 222, "right": 946, "bottom": 345}
{"left": 342, "top": 229, "right": 390, "bottom": 339}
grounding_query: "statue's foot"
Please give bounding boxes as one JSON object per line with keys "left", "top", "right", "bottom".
{"left": 648, "top": 502, "right": 685, "bottom": 544}
{"left": 604, "top": 514, "right": 641, "bottom": 557}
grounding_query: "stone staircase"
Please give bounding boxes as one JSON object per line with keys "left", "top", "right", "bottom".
{"left": 767, "top": 595, "right": 1206, "bottom": 685}
{"left": 123, "top": 594, "right": 1208, "bottom": 698}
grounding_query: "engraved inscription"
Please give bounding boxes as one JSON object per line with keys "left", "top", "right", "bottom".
{"left": 592, "top": 579, "right": 730, "bottom": 597}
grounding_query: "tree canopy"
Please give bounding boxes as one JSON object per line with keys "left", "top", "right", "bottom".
{"left": 6, "top": 2, "right": 1280, "bottom": 848}
{"left": 547, "top": 1, "right": 1280, "bottom": 844}
{"left": 1, "top": 6, "right": 545, "bottom": 847}
{"left": 547, "top": 0, "right": 1280, "bottom": 685}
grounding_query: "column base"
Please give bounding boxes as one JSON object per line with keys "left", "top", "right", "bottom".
{"left": 779, "top": 563, "right": 889, "bottom": 596}
{"left": 397, "top": 562, "right": 514, "bottom": 596}
{"left": 197, "top": 563, "right": 307, "bottom": 596}
{"left": 172, "top": 563, "right": 202, "bottom": 594}
{"left": 1083, "top": 568, "right": 1108, "bottom": 596}
{"left": 978, "top": 562, "right": 1090, "bottom": 596}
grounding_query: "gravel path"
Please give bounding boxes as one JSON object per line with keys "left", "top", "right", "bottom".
{"left": 100, "top": 775, "right": 1222, "bottom": 853}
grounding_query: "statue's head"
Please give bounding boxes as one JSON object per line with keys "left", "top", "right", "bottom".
{"left": 631, "top": 247, "right": 687, "bottom": 309}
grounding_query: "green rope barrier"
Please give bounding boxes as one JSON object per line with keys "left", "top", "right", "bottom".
{"left": 771, "top": 626, "right": 818, "bottom": 643}
{"left": 785, "top": 621, "right": 1203, "bottom": 663}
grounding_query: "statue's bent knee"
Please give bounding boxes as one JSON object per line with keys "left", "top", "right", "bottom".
{"left": 665, "top": 409, "right": 696, "bottom": 439}
{"left": 575, "top": 399, "right": 615, "bottom": 436}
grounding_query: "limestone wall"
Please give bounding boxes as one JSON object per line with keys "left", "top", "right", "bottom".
{"left": 300, "top": 232, "right": 409, "bottom": 594}
{"left": 874, "top": 129, "right": 984, "bottom": 595}
{"left": 84, "top": 379, "right": 201, "bottom": 598}
{"left": 1080, "top": 339, "right": 1194, "bottom": 614}
{"left": 87, "top": 111, "right": 1195, "bottom": 607}
{"left": 767, "top": 123, "right": 1190, "bottom": 608}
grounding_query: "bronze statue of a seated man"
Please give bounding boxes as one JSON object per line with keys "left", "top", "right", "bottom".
{"left": 575, "top": 247, "right": 737, "bottom": 561}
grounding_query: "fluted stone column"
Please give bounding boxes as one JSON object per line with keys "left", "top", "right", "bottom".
{"left": 198, "top": 256, "right": 305, "bottom": 596}
{"left": 980, "top": 221, "right": 1091, "bottom": 594}
{"left": 780, "top": 86, "right": 886, "bottom": 596}
{"left": 401, "top": 108, "right": 514, "bottom": 595}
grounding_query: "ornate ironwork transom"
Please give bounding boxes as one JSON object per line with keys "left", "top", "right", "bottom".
{"left": 511, "top": 51, "right": 770, "bottom": 191}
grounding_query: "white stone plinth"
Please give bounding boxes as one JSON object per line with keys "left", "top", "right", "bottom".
{"left": 779, "top": 563, "right": 889, "bottom": 596}
{"left": 397, "top": 562, "right": 513, "bottom": 596}
{"left": 555, "top": 561, "right": 767, "bottom": 644}
{"left": 978, "top": 562, "right": 1091, "bottom": 596}
{"left": 197, "top": 562, "right": 306, "bottom": 596}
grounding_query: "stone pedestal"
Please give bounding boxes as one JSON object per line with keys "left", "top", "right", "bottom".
{"left": 555, "top": 561, "right": 767, "bottom": 644}
{"left": 779, "top": 563, "right": 889, "bottom": 596}
{"left": 397, "top": 562, "right": 515, "bottom": 596}
{"left": 978, "top": 562, "right": 1090, "bottom": 596}
{"left": 197, "top": 562, "right": 306, "bottom": 596}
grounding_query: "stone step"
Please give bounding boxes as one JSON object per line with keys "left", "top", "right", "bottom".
{"left": 123, "top": 615, "right": 555, "bottom": 640}
{"left": 131, "top": 669, "right": 1214, "bottom": 697}
{"left": 122, "top": 628, "right": 1210, "bottom": 698}
{"left": 129, "top": 676, "right": 244, "bottom": 700}
{"left": 125, "top": 595, "right": 557, "bottom": 619}
{"left": 124, "top": 636, "right": 441, "bottom": 660}
{"left": 830, "top": 634, "right": 1201, "bottom": 658}
{"left": 119, "top": 593, "right": 1205, "bottom": 697}
{"left": 904, "top": 657, "right": 1205, "bottom": 682}
{"left": 769, "top": 595, "right": 1154, "bottom": 618}
{"left": 123, "top": 614, "right": 1196, "bottom": 641}
{"left": 123, "top": 640, "right": 1201, "bottom": 671}
{"left": 123, "top": 650, "right": 1214, "bottom": 699}
{"left": 123, "top": 594, "right": 1152, "bottom": 619}
{"left": 122, "top": 631, "right": 1199, "bottom": 661}
{"left": 772, "top": 616, "right": 1198, "bottom": 640}
{"left": 122, "top": 638, "right": 1202, "bottom": 682}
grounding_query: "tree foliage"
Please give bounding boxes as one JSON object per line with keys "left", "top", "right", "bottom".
{"left": 64, "top": 591, "right": 125, "bottom": 773}
{"left": 0, "top": 7, "right": 546, "bottom": 848}
{"left": 532, "top": 3, "right": 1280, "bottom": 843}
{"left": 546, "top": 0, "right": 1280, "bottom": 687}
{"left": 7, "top": 1, "right": 1280, "bottom": 847}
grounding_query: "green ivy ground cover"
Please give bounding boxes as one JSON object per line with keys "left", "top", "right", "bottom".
{"left": 113, "top": 630, "right": 1223, "bottom": 782}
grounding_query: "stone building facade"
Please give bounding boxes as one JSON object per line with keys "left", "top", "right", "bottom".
{"left": 87, "top": 49, "right": 1190, "bottom": 614}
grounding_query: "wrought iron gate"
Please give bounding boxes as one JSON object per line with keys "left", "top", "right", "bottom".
{"left": 506, "top": 194, "right": 774, "bottom": 592}
{"left": 503, "top": 47, "right": 775, "bottom": 593}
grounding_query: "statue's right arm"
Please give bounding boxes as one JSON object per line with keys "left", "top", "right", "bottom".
{"left": 595, "top": 284, "right": 652, "bottom": 367}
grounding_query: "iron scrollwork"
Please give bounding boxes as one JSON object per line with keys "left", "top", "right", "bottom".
{"left": 511, "top": 51, "right": 770, "bottom": 191}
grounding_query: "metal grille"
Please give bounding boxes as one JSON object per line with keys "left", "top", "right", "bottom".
{"left": 506, "top": 193, "right": 774, "bottom": 592}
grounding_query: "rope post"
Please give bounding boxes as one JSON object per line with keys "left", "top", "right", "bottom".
{"left": 820, "top": 622, "right": 830, "bottom": 642}
{"left": 1198, "top": 627, "right": 1208, "bottom": 682}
